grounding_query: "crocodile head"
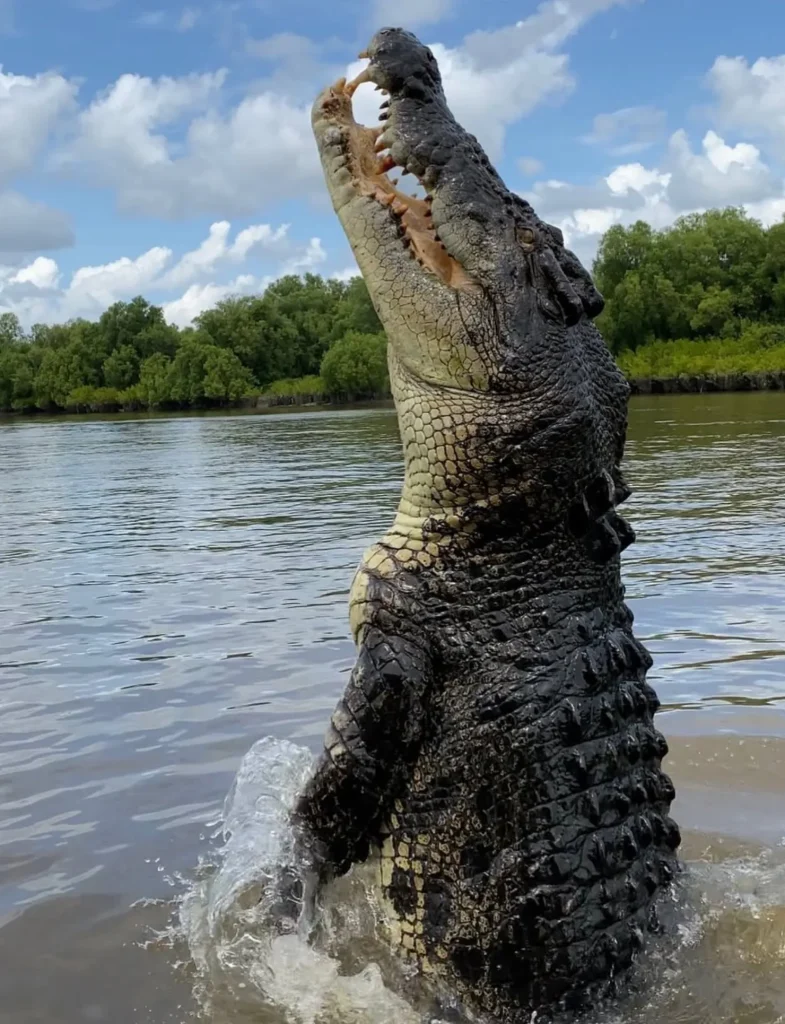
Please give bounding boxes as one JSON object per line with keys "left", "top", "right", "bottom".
{"left": 313, "top": 27, "right": 631, "bottom": 533}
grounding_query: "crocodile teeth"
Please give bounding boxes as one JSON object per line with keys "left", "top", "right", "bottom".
{"left": 346, "top": 68, "right": 371, "bottom": 97}
{"left": 376, "top": 155, "right": 396, "bottom": 174}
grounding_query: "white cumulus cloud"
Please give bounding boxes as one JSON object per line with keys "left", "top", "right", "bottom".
{"left": 57, "top": 72, "right": 317, "bottom": 218}
{"left": 524, "top": 126, "right": 785, "bottom": 264}
{"left": 11, "top": 257, "right": 60, "bottom": 290}
{"left": 708, "top": 55, "right": 785, "bottom": 153}
{"left": 0, "top": 222, "right": 323, "bottom": 328}
{"left": 163, "top": 275, "right": 257, "bottom": 327}
{"left": 0, "top": 68, "right": 77, "bottom": 183}
{"left": 52, "top": 1, "right": 637, "bottom": 218}
{"left": 348, "top": 0, "right": 634, "bottom": 162}
{"left": 161, "top": 221, "right": 290, "bottom": 288}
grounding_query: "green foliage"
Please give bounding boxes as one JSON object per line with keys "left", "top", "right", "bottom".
{"left": 0, "top": 312, "right": 23, "bottom": 347}
{"left": 0, "top": 275, "right": 386, "bottom": 415}
{"left": 263, "top": 375, "right": 325, "bottom": 399}
{"left": 3, "top": 218, "right": 785, "bottom": 420}
{"left": 195, "top": 274, "right": 381, "bottom": 388}
{"left": 65, "top": 386, "right": 124, "bottom": 412}
{"left": 201, "top": 345, "right": 256, "bottom": 402}
{"left": 594, "top": 208, "right": 782, "bottom": 352}
{"left": 34, "top": 340, "right": 101, "bottom": 409}
{"left": 320, "top": 332, "right": 389, "bottom": 398}
{"left": 0, "top": 344, "right": 34, "bottom": 409}
{"left": 102, "top": 344, "right": 139, "bottom": 389}
{"left": 98, "top": 297, "right": 178, "bottom": 359}
{"left": 617, "top": 329, "right": 785, "bottom": 378}
{"left": 137, "top": 353, "right": 172, "bottom": 409}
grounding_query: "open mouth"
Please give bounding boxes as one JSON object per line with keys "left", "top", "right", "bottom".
{"left": 319, "top": 69, "right": 478, "bottom": 293}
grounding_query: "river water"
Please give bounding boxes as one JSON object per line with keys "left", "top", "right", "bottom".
{"left": 1, "top": 392, "right": 784, "bottom": 1024}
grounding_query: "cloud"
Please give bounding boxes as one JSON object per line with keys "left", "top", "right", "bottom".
{"left": 135, "top": 7, "right": 199, "bottom": 31}
{"left": 161, "top": 220, "right": 289, "bottom": 287}
{"left": 0, "top": 68, "right": 77, "bottom": 184}
{"left": 245, "top": 32, "right": 344, "bottom": 102}
{"left": 163, "top": 275, "right": 256, "bottom": 327}
{"left": 57, "top": 69, "right": 319, "bottom": 218}
{"left": 347, "top": 44, "right": 572, "bottom": 163}
{"left": 60, "top": 70, "right": 226, "bottom": 175}
{"left": 0, "top": 193, "right": 74, "bottom": 253}
{"left": 350, "top": 0, "right": 638, "bottom": 162}
{"left": 708, "top": 55, "right": 785, "bottom": 153}
{"left": 584, "top": 105, "right": 666, "bottom": 154}
{"left": 10, "top": 256, "right": 60, "bottom": 290}
{"left": 518, "top": 156, "right": 544, "bottom": 176}
{"left": 0, "top": 221, "right": 323, "bottom": 328}
{"left": 247, "top": 31, "right": 321, "bottom": 62}
{"left": 54, "top": 1, "right": 636, "bottom": 217}
{"left": 330, "top": 266, "right": 361, "bottom": 284}
{"left": 462, "top": 0, "right": 640, "bottom": 67}
{"left": 281, "top": 237, "right": 326, "bottom": 274}
{"left": 162, "top": 236, "right": 325, "bottom": 325}
{"left": 666, "top": 129, "right": 777, "bottom": 210}
{"left": 370, "top": 0, "right": 452, "bottom": 30}
{"left": 70, "top": 247, "right": 173, "bottom": 308}
{"left": 525, "top": 128, "right": 785, "bottom": 264}
{"left": 177, "top": 7, "right": 199, "bottom": 31}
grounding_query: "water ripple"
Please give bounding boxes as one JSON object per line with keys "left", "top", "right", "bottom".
{"left": 0, "top": 395, "right": 783, "bottom": 1022}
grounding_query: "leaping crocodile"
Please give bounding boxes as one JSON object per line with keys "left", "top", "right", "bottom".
{"left": 290, "top": 27, "right": 681, "bottom": 1021}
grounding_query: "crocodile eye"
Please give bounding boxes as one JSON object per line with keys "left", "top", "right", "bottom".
{"left": 517, "top": 227, "right": 536, "bottom": 249}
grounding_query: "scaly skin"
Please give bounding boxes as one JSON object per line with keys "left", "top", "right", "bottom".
{"left": 291, "top": 28, "right": 681, "bottom": 1021}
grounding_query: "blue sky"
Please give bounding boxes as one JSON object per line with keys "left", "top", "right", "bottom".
{"left": 1, "top": 0, "right": 784, "bottom": 326}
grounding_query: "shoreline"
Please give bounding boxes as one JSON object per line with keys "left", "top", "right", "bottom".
{"left": 627, "top": 370, "right": 785, "bottom": 394}
{"left": 2, "top": 373, "right": 784, "bottom": 422}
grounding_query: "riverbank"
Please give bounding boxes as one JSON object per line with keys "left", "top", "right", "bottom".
{"left": 628, "top": 370, "right": 785, "bottom": 394}
{"left": 3, "top": 373, "right": 785, "bottom": 422}
{"left": 258, "top": 371, "right": 785, "bottom": 408}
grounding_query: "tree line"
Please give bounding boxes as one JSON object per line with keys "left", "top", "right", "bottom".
{"left": 2, "top": 207, "right": 785, "bottom": 416}
{"left": 594, "top": 207, "right": 785, "bottom": 377}
{"left": 0, "top": 274, "right": 389, "bottom": 414}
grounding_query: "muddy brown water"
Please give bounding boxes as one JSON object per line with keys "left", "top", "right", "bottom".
{"left": 0, "top": 392, "right": 784, "bottom": 1024}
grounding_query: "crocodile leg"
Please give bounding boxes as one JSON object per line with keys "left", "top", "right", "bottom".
{"left": 293, "top": 626, "right": 432, "bottom": 881}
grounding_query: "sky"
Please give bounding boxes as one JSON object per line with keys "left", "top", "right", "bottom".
{"left": 0, "top": 0, "right": 784, "bottom": 328}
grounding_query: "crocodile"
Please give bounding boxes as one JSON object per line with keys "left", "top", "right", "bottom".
{"left": 290, "top": 27, "right": 681, "bottom": 1021}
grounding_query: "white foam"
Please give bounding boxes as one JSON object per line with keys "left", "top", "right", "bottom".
{"left": 175, "top": 736, "right": 449, "bottom": 1023}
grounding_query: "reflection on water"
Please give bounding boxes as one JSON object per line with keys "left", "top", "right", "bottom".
{"left": 0, "top": 393, "right": 784, "bottom": 1023}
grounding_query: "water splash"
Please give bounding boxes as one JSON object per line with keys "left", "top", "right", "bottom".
{"left": 175, "top": 736, "right": 451, "bottom": 1024}
{"left": 170, "top": 735, "right": 785, "bottom": 1024}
